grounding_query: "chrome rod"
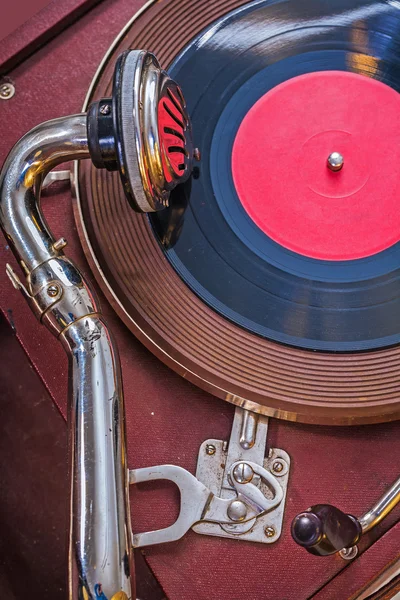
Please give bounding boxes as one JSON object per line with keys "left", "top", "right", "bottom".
{"left": 0, "top": 115, "right": 134, "bottom": 599}
{"left": 359, "top": 475, "right": 400, "bottom": 533}
{"left": 0, "top": 115, "right": 89, "bottom": 271}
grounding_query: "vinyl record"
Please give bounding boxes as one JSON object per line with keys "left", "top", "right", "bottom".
{"left": 75, "top": 0, "right": 400, "bottom": 424}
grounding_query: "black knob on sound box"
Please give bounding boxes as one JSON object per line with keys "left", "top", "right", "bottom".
{"left": 291, "top": 504, "right": 362, "bottom": 556}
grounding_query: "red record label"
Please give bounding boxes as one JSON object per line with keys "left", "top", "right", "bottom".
{"left": 232, "top": 71, "right": 400, "bottom": 261}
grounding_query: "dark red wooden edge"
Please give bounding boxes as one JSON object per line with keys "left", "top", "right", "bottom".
{"left": 0, "top": 0, "right": 103, "bottom": 76}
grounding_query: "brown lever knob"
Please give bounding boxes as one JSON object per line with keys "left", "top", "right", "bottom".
{"left": 291, "top": 504, "right": 362, "bottom": 556}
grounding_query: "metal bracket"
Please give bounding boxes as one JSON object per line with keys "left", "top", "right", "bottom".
{"left": 129, "top": 407, "right": 290, "bottom": 548}
{"left": 193, "top": 407, "right": 290, "bottom": 544}
{"left": 42, "top": 169, "right": 71, "bottom": 189}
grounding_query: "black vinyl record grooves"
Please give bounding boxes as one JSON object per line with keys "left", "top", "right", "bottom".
{"left": 151, "top": 0, "right": 400, "bottom": 352}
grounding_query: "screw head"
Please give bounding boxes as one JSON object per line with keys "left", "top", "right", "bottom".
{"left": 264, "top": 526, "right": 276, "bottom": 538}
{"left": 327, "top": 151, "right": 344, "bottom": 172}
{"left": 99, "top": 104, "right": 111, "bottom": 115}
{"left": 53, "top": 237, "right": 67, "bottom": 252}
{"left": 272, "top": 460, "right": 284, "bottom": 474}
{"left": 205, "top": 444, "right": 216, "bottom": 456}
{"left": 227, "top": 500, "right": 248, "bottom": 522}
{"left": 47, "top": 284, "right": 60, "bottom": 298}
{"left": 0, "top": 83, "right": 15, "bottom": 100}
{"left": 339, "top": 546, "right": 358, "bottom": 561}
{"left": 232, "top": 462, "right": 254, "bottom": 484}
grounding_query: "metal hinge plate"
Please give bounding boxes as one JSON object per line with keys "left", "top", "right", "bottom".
{"left": 193, "top": 408, "right": 290, "bottom": 543}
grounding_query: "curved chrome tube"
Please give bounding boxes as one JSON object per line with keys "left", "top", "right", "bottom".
{"left": 0, "top": 115, "right": 134, "bottom": 599}
{"left": 359, "top": 475, "right": 400, "bottom": 533}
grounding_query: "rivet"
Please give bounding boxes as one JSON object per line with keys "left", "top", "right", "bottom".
{"left": 205, "top": 444, "right": 216, "bottom": 456}
{"left": 194, "top": 148, "right": 201, "bottom": 161}
{"left": 227, "top": 500, "right": 248, "bottom": 522}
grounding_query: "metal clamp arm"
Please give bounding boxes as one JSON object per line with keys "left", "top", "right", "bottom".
{"left": 130, "top": 465, "right": 213, "bottom": 547}
{"left": 129, "top": 446, "right": 287, "bottom": 548}
{"left": 130, "top": 463, "right": 264, "bottom": 548}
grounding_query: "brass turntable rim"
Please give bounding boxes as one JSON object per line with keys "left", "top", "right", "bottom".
{"left": 73, "top": 0, "right": 400, "bottom": 425}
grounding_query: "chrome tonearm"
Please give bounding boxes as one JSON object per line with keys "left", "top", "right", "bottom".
{"left": 0, "top": 50, "right": 194, "bottom": 600}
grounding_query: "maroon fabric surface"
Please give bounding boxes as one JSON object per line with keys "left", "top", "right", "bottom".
{"left": 0, "top": 0, "right": 51, "bottom": 42}
{"left": 0, "top": 0, "right": 102, "bottom": 75}
{"left": 1, "top": 1, "right": 399, "bottom": 598}
{"left": 0, "top": 314, "right": 68, "bottom": 599}
{"left": 312, "top": 523, "right": 400, "bottom": 600}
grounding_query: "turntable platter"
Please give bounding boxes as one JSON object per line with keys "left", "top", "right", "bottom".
{"left": 75, "top": 0, "right": 400, "bottom": 424}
